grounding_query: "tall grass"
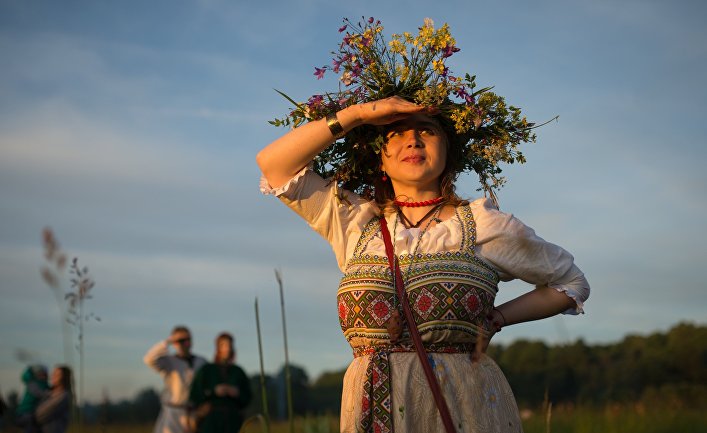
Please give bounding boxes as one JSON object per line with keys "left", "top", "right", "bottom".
{"left": 275, "top": 269, "right": 294, "bottom": 433}
{"left": 53, "top": 405, "right": 707, "bottom": 433}
{"left": 522, "top": 404, "right": 707, "bottom": 433}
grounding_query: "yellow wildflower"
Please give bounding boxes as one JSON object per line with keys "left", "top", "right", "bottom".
{"left": 433, "top": 59, "right": 446, "bottom": 75}
{"left": 389, "top": 37, "right": 406, "bottom": 55}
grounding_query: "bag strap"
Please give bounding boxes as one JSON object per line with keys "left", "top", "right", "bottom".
{"left": 379, "top": 217, "right": 457, "bottom": 433}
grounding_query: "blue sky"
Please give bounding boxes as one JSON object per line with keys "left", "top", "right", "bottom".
{"left": 1, "top": 0, "right": 706, "bottom": 402}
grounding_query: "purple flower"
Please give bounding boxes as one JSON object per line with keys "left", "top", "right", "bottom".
{"left": 442, "top": 44, "right": 461, "bottom": 58}
{"left": 313, "top": 67, "right": 326, "bottom": 80}
{"left": 368, "top": 17, "right": 374, "bottom": 24}
{"left": 361, "top": 36, "right": 371, "bottom": 47}
{"left": 338, "top": 24, "right": 348, "bottom": 33}
{"left": 332, "top": 58, "right": 343, "bottom": 73}
{"left": 343, "top": 35, "right": 353, "bottom": 46}
{"left": 307, "top": 94, "right": 324, "bottom": 107}
{"left": 454, "top": 88, "right": 468, "bottom": 99}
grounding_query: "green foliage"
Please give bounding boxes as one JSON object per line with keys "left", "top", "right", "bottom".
{"left": 492, "top": 322, "right": 707, "bottom": 407}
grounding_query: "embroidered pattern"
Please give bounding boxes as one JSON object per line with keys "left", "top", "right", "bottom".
{"left": 336, "top": 204, "right": 500, "bottom": 432}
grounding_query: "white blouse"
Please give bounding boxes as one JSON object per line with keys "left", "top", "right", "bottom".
{"left": 261, "top": 167, "right": 590, "bottom": 314}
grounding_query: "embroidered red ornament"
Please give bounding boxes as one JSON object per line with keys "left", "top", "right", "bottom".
{"left": 394, "top": 197, "right": 444, "bottom": 207}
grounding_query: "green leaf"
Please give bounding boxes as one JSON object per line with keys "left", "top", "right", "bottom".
{"left": 273, "top": 88, "right": 305, "bottom": 110}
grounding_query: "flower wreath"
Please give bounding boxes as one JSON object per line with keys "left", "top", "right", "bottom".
{"left": 270, "top": 17, "right": 554, "bottom": 204}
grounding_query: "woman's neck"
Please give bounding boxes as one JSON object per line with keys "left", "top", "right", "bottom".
{"left": 391, "top": 186, "right": 445, "bottom": 228}
{"left": 391, "top": 182, "right": 441, "bottom": 203}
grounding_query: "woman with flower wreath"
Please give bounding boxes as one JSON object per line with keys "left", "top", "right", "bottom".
{"left": 257, "top": 17, "right": 589, "bottom": 433}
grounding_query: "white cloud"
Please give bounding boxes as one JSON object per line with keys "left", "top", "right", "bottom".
{"left": 0, "top": 101, "right": 219, "bottom": 188}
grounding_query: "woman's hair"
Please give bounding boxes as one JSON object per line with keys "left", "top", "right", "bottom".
{"left": 55, "top": 365, "right": 73, "bottom": 394}
{"left": 214, "top": 332, "right": 235, "bottom": 364}
{"left": 374, "top": 117, "right": 467, "bottom": 214}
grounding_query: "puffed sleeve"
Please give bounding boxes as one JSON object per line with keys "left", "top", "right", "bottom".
{"left": 471, "top": 198, "right": 590, "bottom": 314}
{"left": 260, "top": 166, "right": 379, "bottom": 271}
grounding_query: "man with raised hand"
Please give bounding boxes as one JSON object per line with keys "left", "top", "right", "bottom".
{"left": 144, "top": 326, "right": 207, "bottom": 433}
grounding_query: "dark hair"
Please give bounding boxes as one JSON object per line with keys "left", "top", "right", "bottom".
{"left": 214, "top": 332, "right": 235, "bottom": 364}
{"left": 55, "top": 365, "right": 73, "bottom": 394}
{"left": 171, "top": 325, "right": 190, "bottom": 335}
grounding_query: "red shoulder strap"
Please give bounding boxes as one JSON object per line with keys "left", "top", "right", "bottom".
{"left": 379, "top": 217, "right": 457, "bottom": 433}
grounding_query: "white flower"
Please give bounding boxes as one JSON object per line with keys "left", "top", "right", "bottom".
{"left": 340, "top": 71, "right": 354, "bottom": 86}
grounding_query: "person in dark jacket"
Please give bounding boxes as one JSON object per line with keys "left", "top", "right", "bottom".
{"left": 189, "top": 332, "right": 252, "bottom": 432}
{"left": 35, "top": 365, "right": 72, "bottom": 433}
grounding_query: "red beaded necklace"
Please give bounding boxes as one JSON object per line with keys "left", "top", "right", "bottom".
{"left": 393, "top": 196, "right": 445, "bottom": 208}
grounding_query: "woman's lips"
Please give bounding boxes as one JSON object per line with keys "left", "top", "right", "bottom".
{"left": 402, "top": 155, "right": 425, "bottom": 163}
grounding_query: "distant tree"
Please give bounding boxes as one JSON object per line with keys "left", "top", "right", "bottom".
{"left": 132, "top": 387, "right": 160, "bottom": 422}
{"left": 665, "top": 322, "right": 707, "bottom": 383}
{"left": 308, "top": 369, "right": 345, "bottom": 414}
{"left": 245, "top": 374, "right": 278, "bottom": 420}
{"left": 498, "top": 340, "right": 549, "bottom": 405}
{"left": 490, "top": 322, "right": 706, "bottom": 407}
{"left": 275, "top": 364, "right": 309, "bottom": 419}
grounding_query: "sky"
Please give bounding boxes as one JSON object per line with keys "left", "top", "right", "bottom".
{"left": 1, "top": 0, "right": 706, "bottom": 403}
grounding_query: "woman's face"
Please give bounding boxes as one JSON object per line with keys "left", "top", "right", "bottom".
{"left": 380, "top": 114, "right": 447, "bottom": 192}
{"left": 50, "top": 368, "right": 63, "bottom": 388}
{"left": 216, "top": 338, "right": 233, "bottom": 361}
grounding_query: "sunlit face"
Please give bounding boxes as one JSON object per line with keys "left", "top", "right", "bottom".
{"left": 216, "top": 338, "right": 233, "bottom": 362}
{"left": 380, "top": 114, "right": 447, "bottom": 191}
{"left": 50, "top": 367, "right": 63, "bottom": 388}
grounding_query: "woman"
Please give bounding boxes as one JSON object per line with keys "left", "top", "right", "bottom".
{"left": 258, "top": 18, "right": 589, "bottom": 433}
{"left": 189, "top": 333, "right": 252, "bottom": 433}
{"left": 34, "top": 365, "right": 72, "bottom": 433}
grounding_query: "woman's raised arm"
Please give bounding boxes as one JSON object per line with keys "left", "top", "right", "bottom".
{"left": 256, "top": 97, "right": 434, "bottom": 189}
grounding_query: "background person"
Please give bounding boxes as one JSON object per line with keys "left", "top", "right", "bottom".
{"left": 189, "top": 332, "right": 252, "bottom": 433}
{"left": 34, "top": 365, "right": 72, "bottom": 433}
{"left": 144, "top": 326, "right": 207, "bottom": 433}
{"left": 15, "top": 364, "right": 49, "bottom": 433}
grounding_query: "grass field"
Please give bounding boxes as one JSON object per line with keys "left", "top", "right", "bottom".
{"left": 3, "top": 404, "right": 704, "bottom": 433}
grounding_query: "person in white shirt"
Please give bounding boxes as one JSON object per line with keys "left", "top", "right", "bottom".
{"left": 144, "top": 326, "right": 206, "bottom": 433}
{"left": 257, "top": 97, "right": 590, "bottom": 432}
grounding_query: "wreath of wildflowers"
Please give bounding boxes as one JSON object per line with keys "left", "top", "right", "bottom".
{"left": 270, "top": 17, "right": 553, "bottom": 203}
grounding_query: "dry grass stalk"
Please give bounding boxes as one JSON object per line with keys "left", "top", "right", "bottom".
{"left": 275, "top": 269, "right": 295, "bottom": 433}
{"left": 40, "top": 227, "right": 73, "bottom": 368}
{"left": 40, "top": 227, "right": 100, "bottom": 425}
{"left": 255, "top": 297, "right": 271, "bottom": 433}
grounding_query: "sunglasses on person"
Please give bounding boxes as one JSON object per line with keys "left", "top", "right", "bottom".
{"left": 175, "top": 337, "right": 191, "bottom": 344}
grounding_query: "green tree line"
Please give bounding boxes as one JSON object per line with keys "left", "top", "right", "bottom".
{"left": 486, "top": 321, "right": 706, "bottom": 407}
{"left": 245, "top": 321, "right": 706, "bottom": 417}
{"left": 2, "top": 322, "right": 703, "bottom": 425}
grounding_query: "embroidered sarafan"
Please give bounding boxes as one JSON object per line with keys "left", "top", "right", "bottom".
{"left": 337, "top": 205, "right": 499, "bottom": 348}
{"left": 337, "top": 205, "right": 501, "bottom": 432}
